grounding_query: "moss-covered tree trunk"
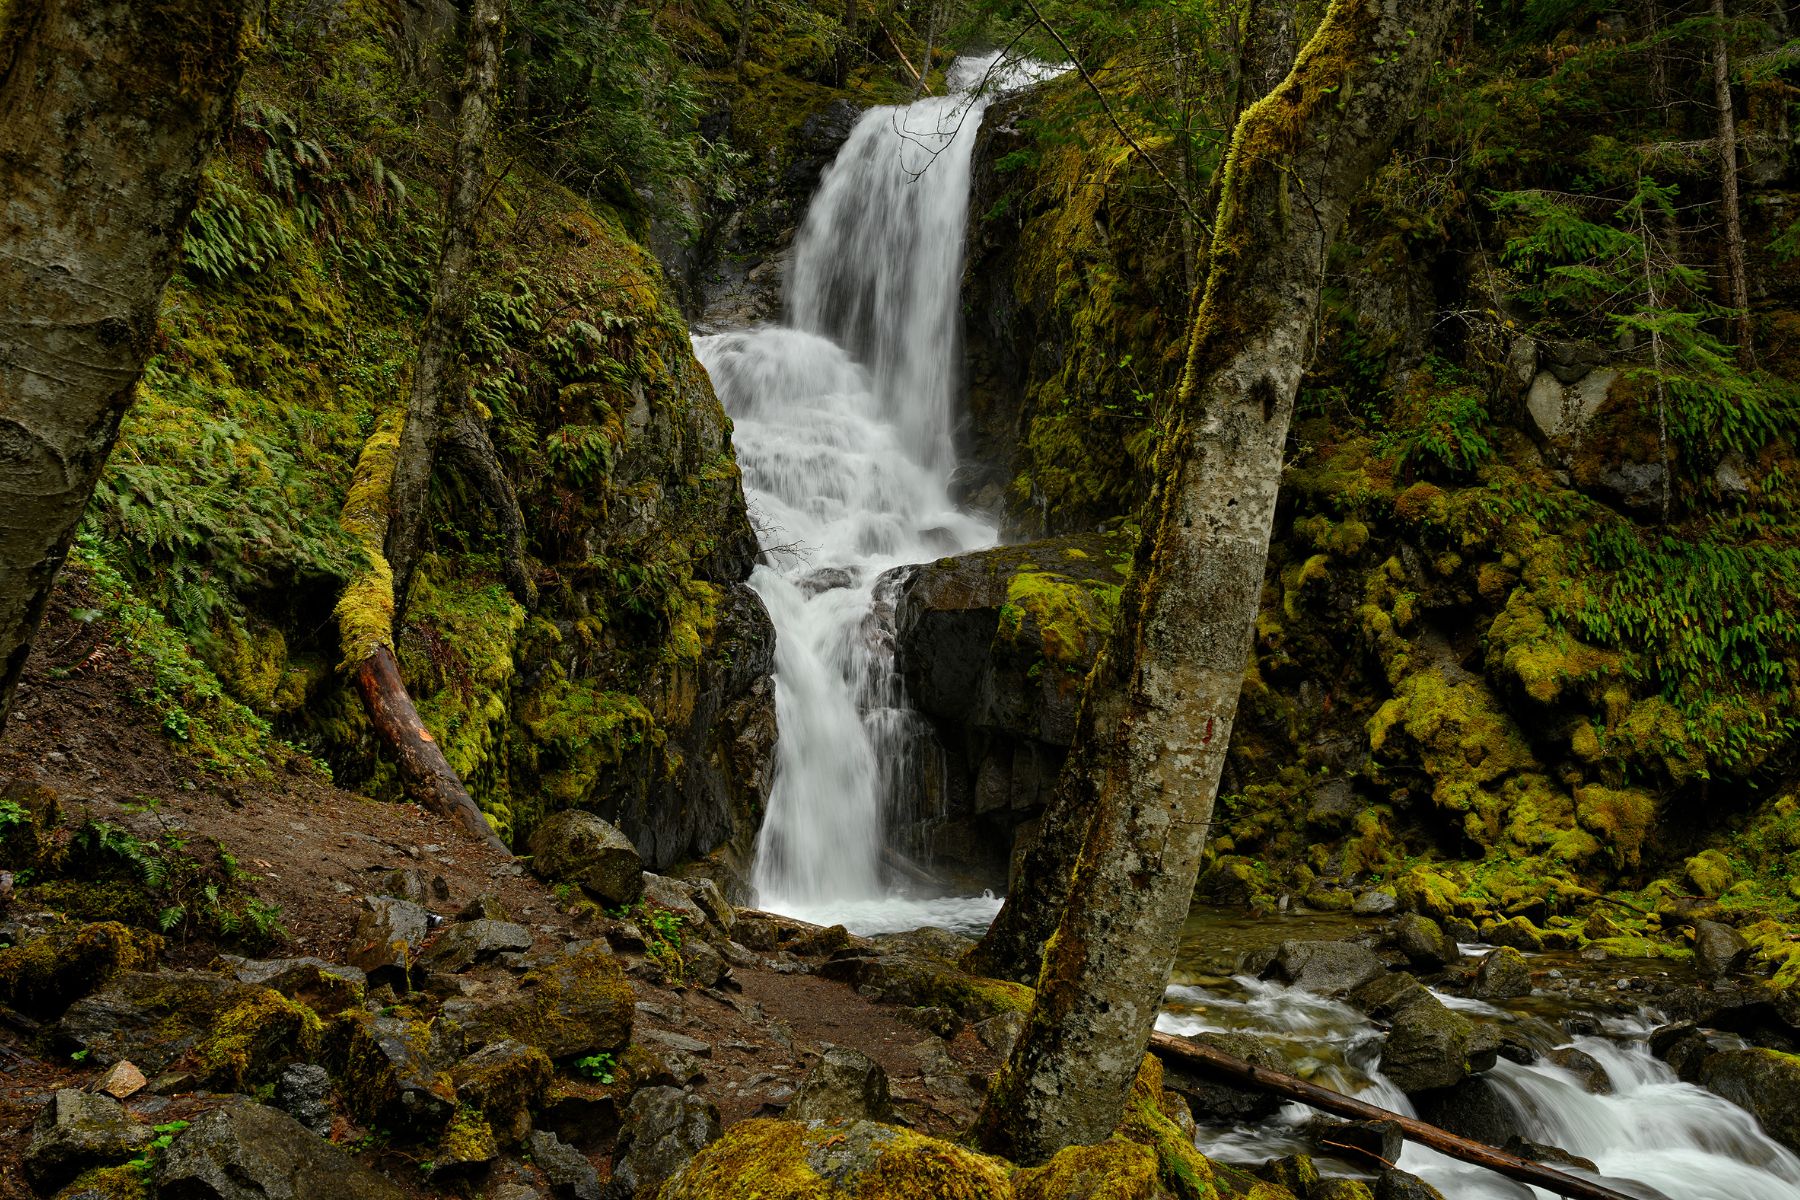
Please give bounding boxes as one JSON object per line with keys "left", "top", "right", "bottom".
{"left": 1711, "top": 0, "right": 1753, "bottom": 360}
{"left": 0, "top": 0, "right": 249, "bottom": 732}
{"left": 385, "top": 0, "right": 508, "bottom": 616}
{"left": 971, "top": 0, "right": 1457, "bottom": 1164}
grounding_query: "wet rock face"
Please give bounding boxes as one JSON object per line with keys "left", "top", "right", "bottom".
{"left": 887, "top": 532, "right": 1131, "bottom": 881}
{"left": 1350, "top": 972, "right": 1495, "bottom": 1095}
{"left": 1257, "top": 940, "right": 1387, "bottom": 997}
{"left": 157, "top": 1099, "right": 407, "bottom": 1200}
{"left": 1697, "top": 1047, "right": 1800, "bottom": 1154}
{"left": 1692, "top": 919, "right": 1751, "bottom": 979}
{"left": 1471, "top": 946, "right": 1533, "bottom": 1000}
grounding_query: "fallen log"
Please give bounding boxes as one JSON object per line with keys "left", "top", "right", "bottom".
{"left": 1147, "top": 1031, "right": 1644, "bottom": 1200}
{"left": 354, "top": 645, "right": 508, "bottom": 853}
{"left": 878, "top": 22, "right": 923, "bottom": 90}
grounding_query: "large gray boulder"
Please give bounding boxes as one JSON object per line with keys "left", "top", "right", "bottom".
{"left": 1697, "top": 1048, "right": 1800, "bottom": 1154}
{"left": 157, "top": 1100, "right": 406, "bottom": 1200}
{"left": 1391, "top": 914, "right": 1458, "bottom": 971}
{"left": 1692, "top": 919, "right": 1751, "bottom": 979}
{"left": 1260, "top": 940, "right": 1388, "bottom": 996}
{"left": 24, "top": 1089, "right": 152, "bottom": 1193}
{"left": 529, "top": 812, "right": 645, "bottom": 906}
{"left": 1471, "top": 946, "right": 1532, "bottom": 1000}
{"left": 602, "top": 1088, "right": 722, "bottom": 1198}
{"left": 786, "top": 1046, "right": 891, "bottom": 1123}
{"left": 417, "top": 918, "right": 533, "bottom": 973}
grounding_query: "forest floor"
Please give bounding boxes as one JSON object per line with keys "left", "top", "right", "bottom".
{"left": 0, "top": 582, "right": 1005, "bottom": 1198}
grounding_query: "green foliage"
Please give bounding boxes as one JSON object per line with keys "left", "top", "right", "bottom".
{"left": 574, "top": 1051, "right": 617, "bottom": 1083}
{"left": 126, "top": 1121, "right": 191, "bottom": 1178}
{"left": 183, "top": 178, "right": 297, "bottom": 283}
{"left": 1379, "top": 381, "right": 1495, "bottom": 478}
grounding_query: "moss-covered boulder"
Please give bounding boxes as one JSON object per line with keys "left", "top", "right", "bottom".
{"left": 0, "top": 921, "right": 161, "bottom": 1018}
{"left": 329, "top": 1012, "right": 457, "bottom": 1137}
{"left": 528, "top": 810, "right": 644, "bottom": 906}
{"left": 1697, "top": 1048, "right": 1800, "bottom": 1154}
{"left": 888, "top": 531, "right": 1132, "bottom": 879}
{"left": 442, "top": 942, "right": 633, "bottom": 1059}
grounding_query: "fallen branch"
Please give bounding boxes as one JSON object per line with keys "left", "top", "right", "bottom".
{"left": 878, "top": 21, "right": 922, "bottom": 89}
{"left": 1148, "top": 1032, "right": 1643, "bottom": 1200}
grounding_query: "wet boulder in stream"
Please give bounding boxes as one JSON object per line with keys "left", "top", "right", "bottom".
{"left": 1257, "top": 939, "right": 1388, "bottom": 996}
{"left": 1351, "top": 972, "right": 1496, "bottom": 1095}
{"left": 1696, "top": 1047, "right": 1800, "bottom": 1154}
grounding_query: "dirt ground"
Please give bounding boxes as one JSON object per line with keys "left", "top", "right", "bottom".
{"left": 0, "top": 581, "right": 1001, "bottom": 1197}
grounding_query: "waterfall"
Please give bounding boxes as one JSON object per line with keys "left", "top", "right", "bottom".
{"left": 694, "top": 54, "right": 1048, "bottom": 932}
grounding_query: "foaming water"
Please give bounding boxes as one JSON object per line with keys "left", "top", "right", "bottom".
{"left": 1159, "top": 971, "right": 1800, "bottom": 1199}
{"left": 694, "top": 53, "right": 1053, "bottom": 930}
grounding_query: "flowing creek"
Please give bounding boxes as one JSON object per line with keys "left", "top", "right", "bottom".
{"left": 692, "top": 54, "right": 1800, "bottom": 1200}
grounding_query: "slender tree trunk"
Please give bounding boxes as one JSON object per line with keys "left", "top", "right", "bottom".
{"left": 971, "top": 0, "right": 1457, "bottom": 1164}
{"left": 1711, "top": 0, "right": 1755, "bottom": 361}
{"left": 837, "top": 0, "right": 859, "bottom": 87}
{"left": 385, "top": 0, "right": 508, "bottom": 619}
{"left": 734, "top": 0, "right": 756, "bottom": 79}
{"left": 0, "top": 0, "right": 249, "bottom": 732}
{"left": 442, "top": 408, "right": 536, "bottom": 606}
{"left": 966, "top": 0, "right": 1297, "bottom": 989}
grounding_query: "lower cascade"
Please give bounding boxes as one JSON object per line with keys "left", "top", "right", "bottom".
{"left": 693, "top": 53, "right": 1043, "bottom": 934}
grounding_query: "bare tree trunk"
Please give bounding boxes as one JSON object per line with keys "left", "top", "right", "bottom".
{"left": 966, "top": 0, "right": 1296, "bottom": 989}
{"left": 0, "top": 0, "right": 249, "bottom": 732}
{"left": 970, "top": 0, "right": 1457, "bottom": 1164}
{"left": 385, "top": 0, "right": 508, "bottom": 619}
{"left": 1711, "top": 0, "right": 1755, "bottom": 361}
{"left": 442, "top": 409, "right": 536, "bottom": 606}
{"left": 836, "top": 0, "right": 859, "bottom": 87}
{"left": 734, "top": 0, "right": 756, "bottom": 79}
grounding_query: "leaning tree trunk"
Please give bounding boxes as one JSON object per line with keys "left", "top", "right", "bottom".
{"left": 971, "top": 0, "right": 1457, "bottom": 1164}
{"left": 0, "top": 0, "right": 250, "bottom": 733}
{"left": 384, "top": 0, "right": 508, "bottom": 619}
{"left": 1711, "top": 0, "right": 1754, "bottom": 361}
{"left": 966, "top": 0, "right": 1298, "bottom": 990}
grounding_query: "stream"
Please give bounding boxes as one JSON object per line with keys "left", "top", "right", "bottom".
{"left": 690, "top": 53, "right": 1800, "bottom": 1200}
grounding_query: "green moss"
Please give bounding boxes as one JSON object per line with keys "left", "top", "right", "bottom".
{"left": 436, "top": 1104, "right": 500, "bottom": 1167}
{"left": 196, "top": 988, "right": 323, "bottom": 1091}
{"left": 1118, "top": 1054, "right": 1221, "bottom": 1200}
{"left": 0, "top": 922, "right": 162, "bottom": 1017}
{"left": 1685, "top": 849, "right": 1738, "bottom": 899}
{"left": 1574, "top": 785, "right": 1657, "bottom": 869}
{"left": 55, "top": 1165, "right": 151, "bottom": 1200}
{"left": 334, "top": 412, "right": 402, "bottom": 668}
{"left": 1000, "top": 570, "right": 1116, "bottom": 668}
{"left": 1014, "top": 1141, "right": 1163, "bottom": 1200}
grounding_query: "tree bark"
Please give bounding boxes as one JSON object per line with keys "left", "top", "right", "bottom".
{"left": 836, "top": 0, "right": 859, "bottom": 88}
{"left": 385, "top": 0, "right": 508, "bottom": 619}
{"left": 442, "top": 408, "right": 536, "bottom": 606}
{"left": 1711, "top": 0, "right": 1755, "bottom": 361}
{"left": 0, "top": 0, "right": 250, "bottom": 733}
{"left": 734, "top": 0, "right": 756, "bottom": 79}
{"left": 1147, "top": 1033, "right": 1643, "bottom": 1200}
{"left": 971, "top": 0, "right": 1458, "bottom": 1164}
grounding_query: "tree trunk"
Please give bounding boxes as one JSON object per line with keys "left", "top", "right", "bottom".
{"left": 734, "top": 0, "right": 756, "bottom": 79}
{"left": 965, "top": 0, "right": 1292, "bottom": 993}
{"left": 0, "top": 0, "right": 250, "bottom": 733}
{"left": 971, "top": 0, "right": 1458, "bottom": 1164}
{"left": 442, "top": 408, "right": 536, "bottom": 606}
{"left": 385, "top": 0, "right": 508, "bottom": 619}
{"left": 1711, "top": 0, "right": 1754, "bottom": 361}
{"left": 836, "top": 0, "right": 859, "bottom": 88}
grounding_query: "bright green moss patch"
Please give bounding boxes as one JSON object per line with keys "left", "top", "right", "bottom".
{"left": 0, "top": 922, "right": 162, "bottom": 1018}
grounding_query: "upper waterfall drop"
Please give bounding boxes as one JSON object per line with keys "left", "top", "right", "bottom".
{"left": 693, "top": 54, "right": 1051, "bottom": 931}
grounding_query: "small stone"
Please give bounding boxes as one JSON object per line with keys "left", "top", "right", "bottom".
{"left": 786, "top": 1046, "right": 890, "bottom": 1123}
{"left": 1547, "top": 1047, "right": 1612, "bottom": 1094}
{"left": 973, "top": 1011, "right": 1026, "bottom": 1058}
{"left": 1353, "top": 889, "right": 1398, "bottom": 916}
{"left": 641, "top": 1029, "right": 712, "bottom": 1057}
{"left": 91, "top": 1060, "right": 147, "bottom": 1099}
{"left": 379, "top": 866, "right": 450, "bottom": 905}
{"left": 602, "top": 1088, "right": 721, "bottom": 1200}
{"left": 528, "top": 1128, "right": 601, "bottom": 1200}
{"left": 274, "top": 1063, "right": 334, "bottom": 1136}
{"left": 458, "top": 892, "right": 512, "bottom": 922}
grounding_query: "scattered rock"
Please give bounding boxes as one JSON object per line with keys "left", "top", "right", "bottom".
{"left": 1413, "top": 1076, "right": 1524, "bottom": 1147}
{"left": 334, "top": 1014, "right": 456, "bottom": 1136}
{"left": 24, "top": 1089, "right": 153, "bottom": 1193}
{"left": 1161, "top": 1032, "right": 1288, "bottom": 1124}
{"left": 1391, "top": 914, "right": 1458, "bottom": 971}
{"left": 640, "top": 875, "right": 708, "bottom": 927}
{"left": 528, "top": 812, "right": 644, "bottom": 906}
{"left": 1351, "top": 973, "right": 1493, "bottom": 1094}
{"left": 640, "top": 1029, "right": 712, "bottom": 1057}
{"left": 1471, "top": 946, "right": 1532, "bottom": 1000}
{"left": 418, "top": 919, "right": 534, "bottom": 973}
{"left": 1692, "top": 919, "right": 1751, "bottom": 978}
{"left": 786, "top": 1046, "right": 890, "bottom": 1123}
{"left": 347, "top": 896, "right": 432, "bottom": 986}
{"left": 446, "top": 943, "right": 633, "bottom": 1059}
{"left": 457, "top": 892, "right": 512, "bottom": 922}
{"left": 378, "top": 866, "right": 450, "bottom": 906}
{"left": 454, "top": 1039, "right": 553, "bottom": 1145}
{"left": 1547, "top": 1047, "right": 1612, "bottom": 1094}
{"left": 274, "top": 1063, "right": 334, "bottom": 1136}
{"left": 898, "top": 1005, "right": 962, "bottom": 1039}
{"left": 158, "top": 1099, "right": 407, "bottom": 1200}
{"left": 529, "top": 1128, "right": 602, "bottom": 1200}
{"left": 679, "top": 938, "right": 728, "bottom": 990}
{"left": 973, "top": 1011, "right": 1026, "bottom": 1058}
{"left": 603, "top": 1088, "right": 722, "bottom": 1199}
{"left": 1256, "top": 1154, "right": 1320, "bottom": 1193}
{"left": 1353, "top": 889, "right": 1399, "bottom": 916}
{"left": 1697, "top": 1047, "right": 1800, "bottom": 1154}
{"left": 1503, "top": 1135, "right": 1597, "bottom": 1173}
{"left": 1374, "top": 1168, "right": 1448, "bottom": 1200}
{"left": 91, "top": 1060, "right": 147, "bottom": 1099}
{"left": 220, "top": 956, "right": 366, "bottom": 1011}
{"left": 1259, "top": 940, "right": 1387, "bottom": 996}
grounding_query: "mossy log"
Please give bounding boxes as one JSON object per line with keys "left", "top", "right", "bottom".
{"left": 1147, "top": 1033, "right": 1639, "bottom": 1200}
